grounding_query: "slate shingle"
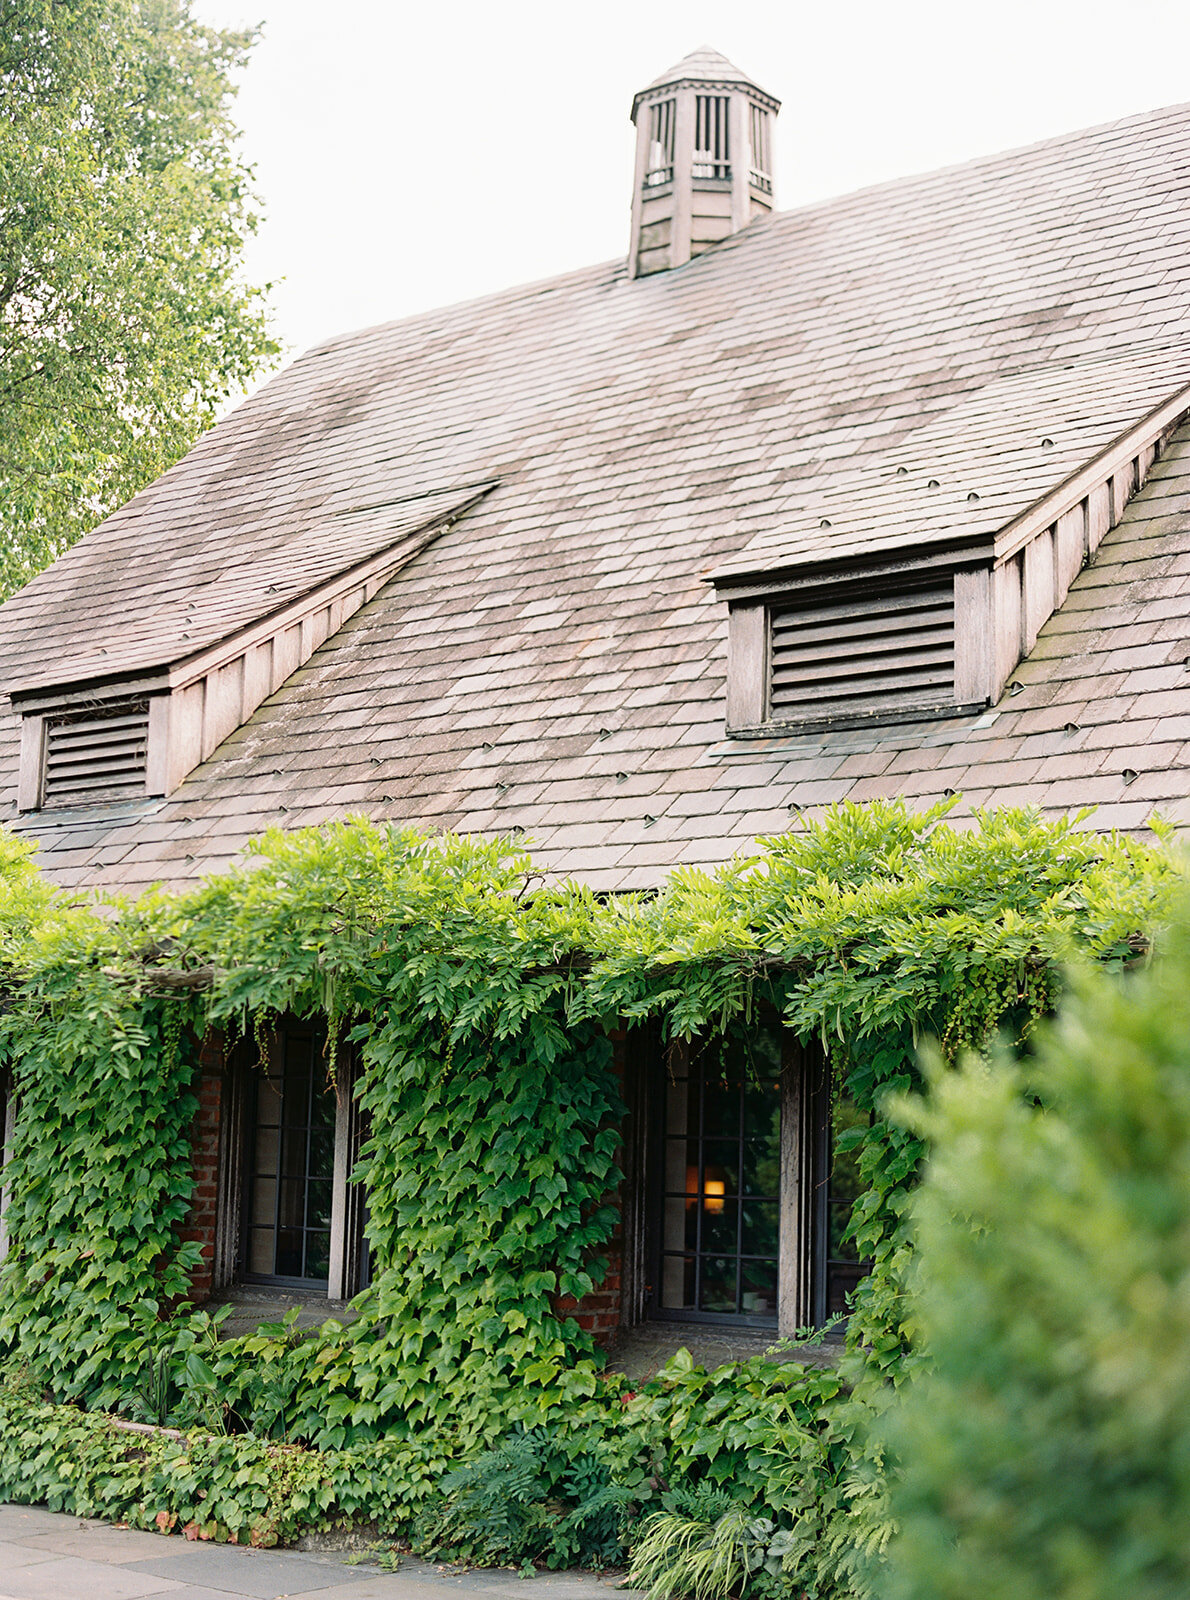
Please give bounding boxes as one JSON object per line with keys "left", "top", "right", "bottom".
{"left": 3, "top": 105, "right": 1190, "bottom": 890}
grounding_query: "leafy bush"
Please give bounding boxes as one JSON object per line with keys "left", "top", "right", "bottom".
{"left": 881, "top": 909, "right": 1190, "bottom": 1600}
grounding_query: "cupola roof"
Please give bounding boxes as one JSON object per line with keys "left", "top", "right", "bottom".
{"left": 632, "top": 46, "right": 778, "bottom": 117}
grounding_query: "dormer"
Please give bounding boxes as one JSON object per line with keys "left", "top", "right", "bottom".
{"left": 11, "top": 481, "right": 494, "bottom": 811}
{"left": 712, "top": 346, "right": 1190, "bottom": 735}
{"left": 629, "top": 48, "right": 780, "bottom": 278}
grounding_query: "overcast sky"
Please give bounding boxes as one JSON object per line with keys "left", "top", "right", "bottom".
{"left": 194, "top": 0, "right": 1190, "bottom": 361}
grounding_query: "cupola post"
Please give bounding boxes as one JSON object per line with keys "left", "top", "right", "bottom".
{"left": 629, "top": 47, "right": 780, "bottom": 278}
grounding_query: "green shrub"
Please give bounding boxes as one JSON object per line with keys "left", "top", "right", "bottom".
{"left": 881, "top": 912, "right": 1190, "bottom": 1600}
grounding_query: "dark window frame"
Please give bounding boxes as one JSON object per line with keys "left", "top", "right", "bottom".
{"left": 627, "top": 1020, "right": 870, "bottom": 1334}
{"left": 645, "top": 1030, "right": 782, "bottom": 1328}
{"left": 214, "top": 1019, "right": 370, "bottom": 1301}
{"left": 240, "top": 1021, "right": 335, "bottom": 1290}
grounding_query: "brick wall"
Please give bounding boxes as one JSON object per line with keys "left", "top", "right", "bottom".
{"left": 177, "top": 1030, "right": 225, "bottom": 1304}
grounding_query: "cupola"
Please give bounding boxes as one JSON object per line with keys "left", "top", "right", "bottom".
{"left": 628, "top": 47, "right": 780, "bottom": 278}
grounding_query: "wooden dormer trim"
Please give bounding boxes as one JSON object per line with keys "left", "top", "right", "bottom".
{"left": 14, "top": 484, "right": 495, "bottom": 809}
{"left": 720, "top": 395, "right": 1187, "bottom": 738}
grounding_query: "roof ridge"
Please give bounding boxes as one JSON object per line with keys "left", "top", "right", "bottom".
{"left": 285, "top": 101, "right": 1190, "bottom": 365}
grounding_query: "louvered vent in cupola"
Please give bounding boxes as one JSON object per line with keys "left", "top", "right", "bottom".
{"left": 42, "top": 701, "right": 150, "bottom": 806}
{"left": 769, "top": 575, "right": 955, "bottom": 725}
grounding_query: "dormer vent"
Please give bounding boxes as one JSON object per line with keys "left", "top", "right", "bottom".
{"left": 629, "top": 48, "right": 780, "bottom": 278}
{"left": 41, "top": 701, "right": 149, "bottom": 807}
{"left": 770, "top": 577, "right": 955, "bottom": 726}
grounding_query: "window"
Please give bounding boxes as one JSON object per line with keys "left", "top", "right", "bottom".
{"left": 693, "top": 94, "right": 730, "bottom": 180}
{"left": 644, "top": 98, "right": 675, "bottom": 187}
{"left": 630, "top": 1019, "right": 869, "bottom": 1332}
{"left": 813, "top": 1089, "right": 873, "bottom": 1323}
{"left": 748, "top": 105, "right": 772, "bottom": 193}
{"left": 242, "top": 1024, "right": 335, "bottom": 1286}
{"left": 214, "top": 1020, "right": 369, "bottom": 1302}
{"left": 654, "top": 1029, "right": 781, "bottom": 1323}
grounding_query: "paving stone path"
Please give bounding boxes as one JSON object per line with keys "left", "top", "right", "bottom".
{"left": 0, "top": 1506, "right": 633, "bottom": 1600}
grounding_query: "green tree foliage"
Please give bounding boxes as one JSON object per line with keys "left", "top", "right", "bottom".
{"left": 881, "top": 908, "right": 1190, "bottom": 1600}
{"left": 0, "top": 0, "right": 277, "bottom": 594}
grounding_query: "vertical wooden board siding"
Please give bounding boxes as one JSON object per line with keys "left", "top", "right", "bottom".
{"left": 1111, "top": 461, "right": 1136, "bottom": 523}
{"left": 271, "top": 623, "right": 302, "bottom": 692}
{"left": 300, "top": 607, "right": 331, "bottom": 662}
{"left": 1087, "top": 480, "right": 1112, "bottom": 555}
{"left": 729, "top": 93, "right": 751, "bottom": 231}
{"left": 16, "top": 715, "right": 46, "bottom": 811}
{"left": 1140, "top": 439, "right": 1156, "bottom": 478}
{"left": 202, "top": 657, "right": 245, "bottom": 762}
{"left": 953, "top": 566, "right": 993, "bottom": 704}
{"left": 213, "top": 1047, "right": 247, "bottom": 1292}
{"left": 146, "top": 695, "right": 170, "bottom": 796}
{"left": 725, "top": 602, "right": 767, "bottom": 730}
{"left": 1022, "top": 528, "right": 1055, "bottom": 655}
{"left": 670, "top": 88, "right": 696, "bottom": 267}
{"left": 992, "top": 556, "right": 1023, "bottom": 697}
{"left": 165, "top": 681, "right": 205, "bottom": 794}
{"left": 1055, "top": 504, "right": 1086, "bottom": 603}
{"left": 242, "top": 640, "right": 273, "bottom": 717}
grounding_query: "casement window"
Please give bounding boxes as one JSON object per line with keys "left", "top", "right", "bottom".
{"left": 624, "top": 1019, "right": 870, "bottom": 1333}
{"left": 215, "top": 1020, "right": 369, "bottom": 1302}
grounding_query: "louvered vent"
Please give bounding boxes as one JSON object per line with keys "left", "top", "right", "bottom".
{"left": 42, "top": 702, "right": 149, "bottom": 806}
{"left": 770, "top": 576, "right": 955, "bottom": 725}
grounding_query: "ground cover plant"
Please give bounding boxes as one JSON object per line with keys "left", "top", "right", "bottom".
{"left": 0, "top": 801, "right": 1179, "bottom": 1594}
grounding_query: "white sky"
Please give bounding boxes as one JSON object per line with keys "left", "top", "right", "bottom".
{"left": 194, "top": 0, "right": 1190, "bottom": 361}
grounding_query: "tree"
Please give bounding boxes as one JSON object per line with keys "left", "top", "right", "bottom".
{"left": 881, "top": 910, "right": 1190, "bottom": 1600}
{"left": 0, "top": 0, "right": 278, "bottom": 597}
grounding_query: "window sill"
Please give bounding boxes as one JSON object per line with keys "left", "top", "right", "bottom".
{"left": 606, "top": 1321, "right": 844, "bottom": 1379}
{"left": 728, "top": 701, "right": 988, "bottom": 740}
{"left": 210, "top": 1285, "right": 359, "bottom": 1338}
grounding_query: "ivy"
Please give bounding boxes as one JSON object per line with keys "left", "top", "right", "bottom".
{"left": 0, "top": 802, "right": 1180, "bottom": 1594}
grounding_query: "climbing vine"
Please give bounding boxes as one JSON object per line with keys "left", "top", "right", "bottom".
{"left": 0, "top": 801, "right": 1179, "bottom": 1593}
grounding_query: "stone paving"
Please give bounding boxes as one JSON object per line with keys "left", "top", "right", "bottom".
{"left": 0, "top": 1506, "right": 633, "bottom": 1600}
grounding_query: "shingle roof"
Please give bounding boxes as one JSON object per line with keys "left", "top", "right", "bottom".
{"left": 3, "top": 479, "right": 495, "bottom": 694}
{"left": 641, "top": 46, "right": 767, "bottom": 93}
{"left": 3, "top": 100, "right": 1190, "bottom": 892}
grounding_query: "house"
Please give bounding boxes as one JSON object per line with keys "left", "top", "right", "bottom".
{"left": 1, "top": 48, "right": 1189, "bottom": 1349}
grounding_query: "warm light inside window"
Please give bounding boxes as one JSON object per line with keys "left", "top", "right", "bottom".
{"left": 703, "top": 1178, "right": 726, "bottom": 1214}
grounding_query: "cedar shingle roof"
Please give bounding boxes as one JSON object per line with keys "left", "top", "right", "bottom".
{"left": 3, "top": 100, "right": 1190, "bottom": 891}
